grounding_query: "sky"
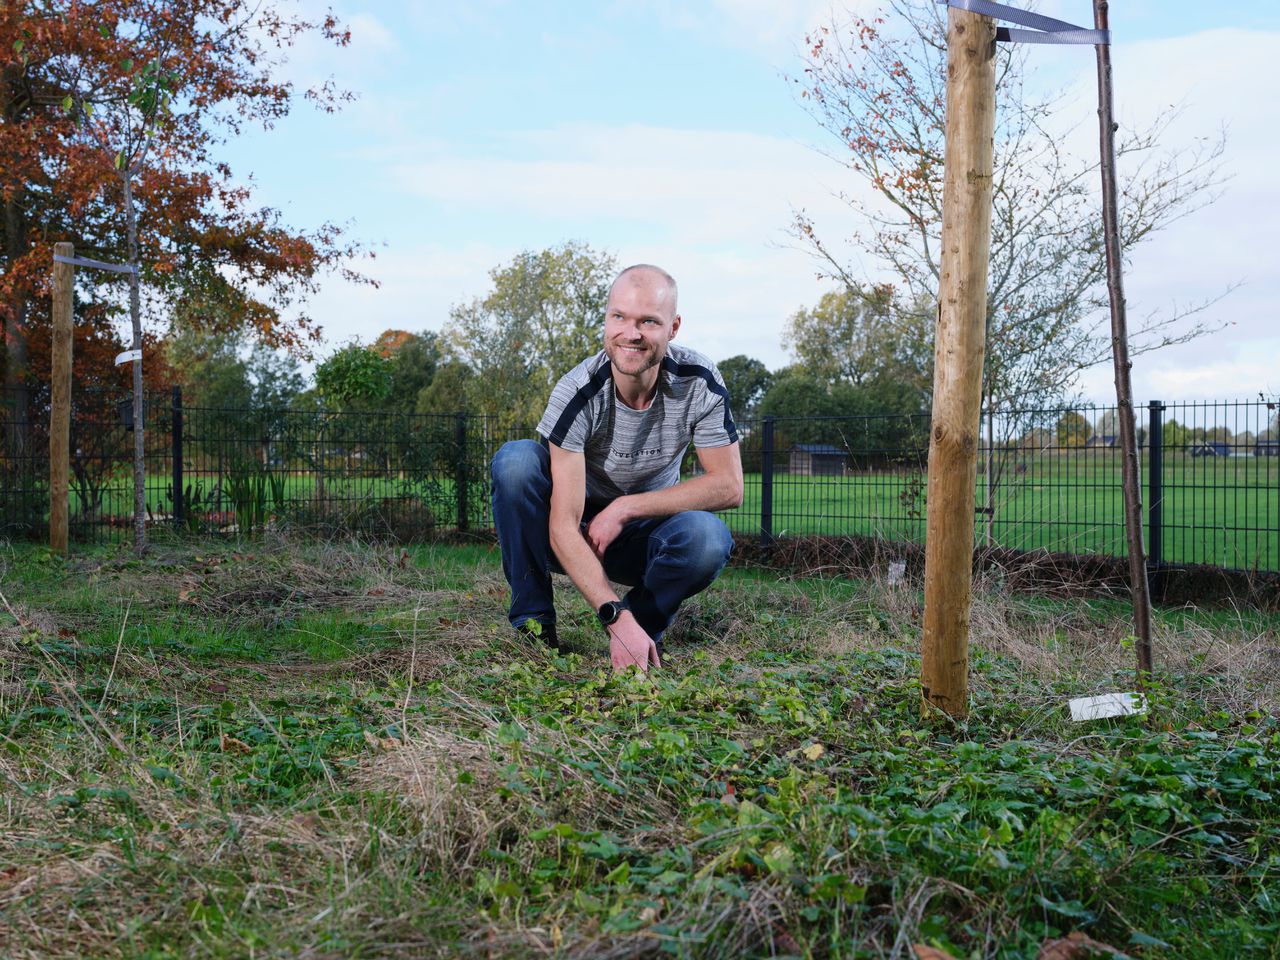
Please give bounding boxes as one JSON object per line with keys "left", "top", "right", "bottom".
{"left": 219, "top": 0, "right": 1280, "bottom": 405}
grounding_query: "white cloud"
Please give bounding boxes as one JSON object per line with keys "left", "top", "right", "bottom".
{"left": 390, "top": 123, "right": 867, "bottom": 247}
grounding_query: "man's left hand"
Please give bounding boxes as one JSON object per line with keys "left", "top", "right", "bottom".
{"left": 586, "top": 498, "right": 630, "bottom": 558}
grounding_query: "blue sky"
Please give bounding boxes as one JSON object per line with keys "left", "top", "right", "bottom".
{"left": 221, "top": 1, "right": 1280, "bottom": 404}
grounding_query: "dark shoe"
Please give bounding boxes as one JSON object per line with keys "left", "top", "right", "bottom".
{"left": 517, "top": 620, "right": 560, "bottom": 651}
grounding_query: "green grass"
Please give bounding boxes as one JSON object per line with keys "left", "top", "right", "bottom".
{"left": 41, "top": 451, "right": 1279, "bottom": 571}
{"left": 727, "top": 454, "right": 1280, "bottom": 570}
{"left": 1, "top": 537, "right": 1277, "bottom": 958}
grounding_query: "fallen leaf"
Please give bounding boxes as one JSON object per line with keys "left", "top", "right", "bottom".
{"left": 207, "top": 681, "right": 229, "bottom": 695}
{"left": 773, "top": 924, "right": 801, "bottom": 954}
{"left": 914, "top": 947, "right": 959, "bottom": 960}
{"left": 802, "top": 742, "right": 826, "bottom": 761}
{"left": 220, "top": 734, "right": 251, "bottom": 754}
{"left": 368, "top": 587, "right": 385, "bottom": 597}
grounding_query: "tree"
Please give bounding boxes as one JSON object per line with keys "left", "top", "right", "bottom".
{"left": 717, "top": 355, "right": 773, "bottom": 421}
{"left": 1056, "top": 412, "right": 1092, "bottom": 448}
{"left": 447, "top": 241, "right": 616, "bottom": 429}
{"left": 790, "top": 0, "right": 1223, "bottom": 413}
{"left": 373, "top": 330, "right": 444, "bottom": 415}
{"left": 784, "top": 286, "right": 930, "bottom": 408}
{"left": 1, "top": 3, "right": 369, "bottom": 438}
{"left": 315, "top": 342, "right": 393, "bottom": 411}
{"left": 415, "top": 359, "right": 474, "bottom": 417}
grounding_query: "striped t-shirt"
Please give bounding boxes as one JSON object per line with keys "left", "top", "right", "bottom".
{"left": 536, "top": 344, "right": 738, "bottom": 504}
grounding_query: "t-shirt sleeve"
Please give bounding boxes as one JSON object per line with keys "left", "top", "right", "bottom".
{"left": 537, "top": 374, "right": 592, "bottom": 452}
{"left": 691, "top": 364, "right": 739, "bottom": 448}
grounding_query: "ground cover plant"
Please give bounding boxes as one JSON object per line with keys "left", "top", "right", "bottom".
{"left": 1, "top": 536, "right": 1277, "bottom": 958}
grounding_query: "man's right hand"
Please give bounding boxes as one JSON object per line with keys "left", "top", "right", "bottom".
{"left": 608, "top": 611, "right": 660, "bottom": 673}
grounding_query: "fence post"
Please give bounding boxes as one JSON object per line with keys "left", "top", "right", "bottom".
{"left": 454, "top": 412, "right": 469, "bottom": 532}
{"left": 50, "top": 242, "right": 74, "bottom": 554}
{"left": 1147, "top": 400, "right": 1164, "bottom": 597}
{"left": 760, "top": 416, "right": 775, "bottom": 546}
{"left": 172, "top": 386, "right": 184, "bottom": 530}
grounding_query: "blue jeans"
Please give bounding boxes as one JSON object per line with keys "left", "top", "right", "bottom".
{"left": 491, "top": 439, "right": 734, "bottom": 645}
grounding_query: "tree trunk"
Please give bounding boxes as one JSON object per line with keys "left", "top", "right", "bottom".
{"left": 1094, "top": 0, "right": 1153, "bottom": 675}
{"left": 122, "top": 173, "right": 146, "bottom": 555}
{"left": 920, "top": 4, "right": 998, "bottom": 720}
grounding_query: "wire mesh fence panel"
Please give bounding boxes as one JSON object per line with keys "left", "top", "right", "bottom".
{"left": 4, "top": 387, "right": 1277, "bottom": 572}
{"left": 1, "top": 387, "right": 50, "bottom": 540}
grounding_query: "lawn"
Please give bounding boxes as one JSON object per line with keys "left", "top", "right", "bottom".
{"left": 1, "top": 536, "right": 1277, "bottom": 958}
{"left": 37, "top": 451, "right": 1279, "bottom": 572}
{"left": 727, "top": 454, "right": 1280, "bottom": 571}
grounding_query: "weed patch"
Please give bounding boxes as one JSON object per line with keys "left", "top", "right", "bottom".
{"left": 0, "top": 538, "right": 1276, "bottom": 958}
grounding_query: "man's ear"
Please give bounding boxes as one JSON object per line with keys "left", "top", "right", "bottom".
{"left": 670, "top": 314, "right": 681, "bottom": 339}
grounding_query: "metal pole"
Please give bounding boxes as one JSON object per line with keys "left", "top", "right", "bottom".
{"left": 1147, "top": 401, "right": 1164, "bottom": 599}
{"left": 172, "top": 385, "right": 184, "bottom": 530}
{"left": 760, "top": 416, "right": 775, "bottom": 546}
{"left": 1095, "top": 0, "right": 1153, "bottom": 676}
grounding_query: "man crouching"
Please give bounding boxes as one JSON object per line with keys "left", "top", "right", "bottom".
{"left": 490, "top": 263, "right": 743, "bottom": 672}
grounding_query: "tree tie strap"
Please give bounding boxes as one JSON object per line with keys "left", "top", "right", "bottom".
{"left": 53, "top": 253, "right": 138, "bottom": 274}
{"left": 938, "top": 0, "right": 1110, "bottom": 45}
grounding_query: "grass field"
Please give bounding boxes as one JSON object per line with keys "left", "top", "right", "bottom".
{"left": 2, "top": 536, "right": 1278, "bottom": 957}
{"left": 728, "top": 455, "right": 1280, "bottom": 570}
{"left": 22, "top": 450, "right": 1280, "bottom": 569}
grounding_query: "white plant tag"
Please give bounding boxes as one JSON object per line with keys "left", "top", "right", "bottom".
{"left": 115, "top": 349, "right": 142, "bottom": 365}
{"left": 887, "top": 561, "right": 906, "bottom": 585}
{"left": 1068, "top": 692, "right": 1146, "bottom": 722}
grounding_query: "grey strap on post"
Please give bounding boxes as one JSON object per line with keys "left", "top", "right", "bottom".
{"left": 938, "top": 0, "right": 1110, "bottom": 45}
{"left": 53, "top": 253, "right": 139, "bottom": 275}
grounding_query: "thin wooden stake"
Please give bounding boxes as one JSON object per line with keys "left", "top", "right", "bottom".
{"left": 50, "top": 242, "right": 74, "bottom": 555}
{"left": 921, "top": 4, "right": 998, "bottom": 720}
{"left": 1094, "top": 0, "right": 1154, "bottom": 675}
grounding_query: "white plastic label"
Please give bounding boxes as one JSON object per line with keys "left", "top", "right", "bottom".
{"left": 1068, "top": 692, "right": 1146, "bottom": 722}
{"left": 115, "top": 349, "right": 142, "bottom": 365}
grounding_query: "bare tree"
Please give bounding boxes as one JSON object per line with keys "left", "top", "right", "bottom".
{"left": 790, "top": 0, "right": 1227, "bottom": 539}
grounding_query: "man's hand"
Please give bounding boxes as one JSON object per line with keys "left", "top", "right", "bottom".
{"left": 586, "top": 497, "right": 630, "bottom": 558}
{"left": 608, "top": 611, "right": 660, "bottom": 673}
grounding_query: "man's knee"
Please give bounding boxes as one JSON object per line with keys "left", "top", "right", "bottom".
{"left": 491, "top": 439, "right": 548, "bottom": 490}
{"left": 661, "top": 511, "right": 733, "bottom": 579}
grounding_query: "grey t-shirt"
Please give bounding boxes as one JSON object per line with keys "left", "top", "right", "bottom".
{"left": 536, "top": 343, "right": 738, "bottom": 504}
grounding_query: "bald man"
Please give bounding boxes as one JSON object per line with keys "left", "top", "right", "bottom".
{"left": 490, "top": 264, "right": 743, "bottom": 672}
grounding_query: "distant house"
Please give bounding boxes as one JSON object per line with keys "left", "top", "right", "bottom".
{"left": 1086, "top": 434, "right": 1118, "bottom": 448}
{"left": 1256, "top": 439, "right": 1280, "bottom": 458}
{"left": 1189, "top": 441, "right": 1231, "bottom": 458}
{"left": 790, "top": 443, "right": 847, "bottom": 476}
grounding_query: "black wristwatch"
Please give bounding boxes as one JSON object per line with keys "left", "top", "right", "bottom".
{"left": 597, "top": 600, "right": 625, "bottom": 630}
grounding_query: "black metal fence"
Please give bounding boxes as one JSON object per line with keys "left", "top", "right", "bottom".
{"left": 3, "top": 389, "right": 1277, "bottom": 573}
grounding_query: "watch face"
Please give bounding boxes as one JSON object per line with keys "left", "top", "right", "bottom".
{"left": 598, "top": 601, "right": 622, "bottom": 626}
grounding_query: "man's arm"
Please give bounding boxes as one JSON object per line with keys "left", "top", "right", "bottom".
{"left": 548, "top": 442, "right": 660, "bottom": 672}
{"left": 585, "top": 442, "right": 743, "bottom": 557}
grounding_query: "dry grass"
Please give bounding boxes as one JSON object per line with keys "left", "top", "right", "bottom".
{"left": 1, "top": 536, "right": 1277, "bottom": 958}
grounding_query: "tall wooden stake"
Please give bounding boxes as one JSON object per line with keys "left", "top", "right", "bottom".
{"left": 1094, "top": 0, "right": 1154, "bottom": 675}
{"left": 921, "top": 5, "right": 998, "bottom": 719}
{"left": 50, "top": 242, "right": 74, "bottom": 555}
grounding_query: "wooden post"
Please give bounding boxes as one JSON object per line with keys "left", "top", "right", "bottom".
{"left": 50, "top": 242, "right": 75, "bottom": 555}
{"left": 1094, "top": 0, "right": 1154, "bottom": 675}
{"left": 920, "top": 5, "right": 998, "bottom": 719}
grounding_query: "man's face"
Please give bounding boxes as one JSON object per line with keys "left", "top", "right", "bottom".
{"left": 602, "top": 271, "right": 681, "bottom": 378}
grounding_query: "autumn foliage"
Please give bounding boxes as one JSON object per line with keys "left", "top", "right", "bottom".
{"left": 1, "top": 1, "right": 370, "bottom": 413}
